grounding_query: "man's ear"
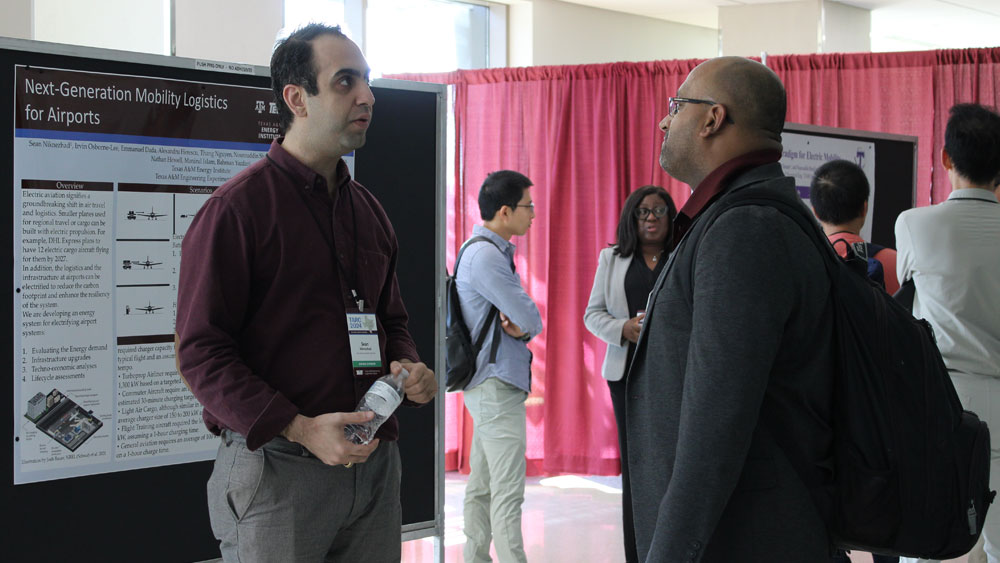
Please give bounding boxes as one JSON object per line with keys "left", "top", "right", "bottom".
{"left": 283, "top": 84, "right": 308, "bottom": 119}
{"left": 498, "top": 205, "right": 512, "bottom": 223}
{"left": 941, "top": 147, "right": 954, "bottom": 171}
{"left": 699, "top": 104, "right": 728, "bottom": 138}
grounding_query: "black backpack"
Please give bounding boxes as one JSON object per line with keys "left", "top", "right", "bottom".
{"left": 445, "top": 236, "right": 503, "bottom": 392}
{"left": 709, "top": 185, "right": 994, "bottom": 559}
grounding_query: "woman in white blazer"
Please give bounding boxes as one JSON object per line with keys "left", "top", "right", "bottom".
{"left": 583, "top": 185, "right": 676, "bottom": 563}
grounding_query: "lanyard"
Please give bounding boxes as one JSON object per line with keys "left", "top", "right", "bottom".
{"left": 266, "top": 155, "right": 365, "bottom": 310}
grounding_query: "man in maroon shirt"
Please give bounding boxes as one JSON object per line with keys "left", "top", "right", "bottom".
{"left": 175, "top": 24, "right": 436, "bottom": 562}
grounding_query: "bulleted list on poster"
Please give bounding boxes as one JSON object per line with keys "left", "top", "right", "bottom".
{"left": 12, "top": 64, "right": 279, "bottom": 484}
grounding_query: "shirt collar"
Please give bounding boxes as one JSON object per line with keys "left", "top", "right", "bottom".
{"left": 267, "top": 138, "right": 352, "bottom": 195}
{"left": 947, "top": 188, "right": 1000, "bottom": 203}
{"left": 672, "top": 149, "right": 782, "bottom": 247}
{"left": 472, "top": 224, "right": 515, "bottom": 255}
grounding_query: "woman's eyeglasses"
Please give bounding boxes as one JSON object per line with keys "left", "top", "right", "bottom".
{"left": 635, "top": 206, "right": 668, "bottom": 219}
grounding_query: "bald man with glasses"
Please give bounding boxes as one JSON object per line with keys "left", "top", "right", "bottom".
{"left": 625, "top": 57, "right": 835, "bottom": 562}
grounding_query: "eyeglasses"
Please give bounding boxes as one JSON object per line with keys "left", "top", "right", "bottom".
{"left": 667, "top": 97, "right": 735, "bottom": 124}
{"left": 635, "top": 206, "right": 669, "bottom": 220}
{"left": 515, "top": 203, "right": 535, "bottom": 212}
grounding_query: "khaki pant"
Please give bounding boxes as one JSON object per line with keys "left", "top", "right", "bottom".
{"left": 463, "top": 377, "right": 529, "bottom": 563}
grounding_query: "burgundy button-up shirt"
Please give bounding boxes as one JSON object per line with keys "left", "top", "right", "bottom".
{"left": 176, "top": 139, "right": 418, "bottom": 450}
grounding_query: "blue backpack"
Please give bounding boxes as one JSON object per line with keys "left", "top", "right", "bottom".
{"left": 832, "top": 238, "right": 886, "bottom": 291}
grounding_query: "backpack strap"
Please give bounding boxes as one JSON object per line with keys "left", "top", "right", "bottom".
{"left": 454, "top": 235, "right": 511, "bottom": 364}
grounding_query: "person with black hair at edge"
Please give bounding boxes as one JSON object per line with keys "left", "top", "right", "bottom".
{"left": 810, "top": 158, "right": 900, "bottom": 295}
{"left": 175, "top": 24, "right": 436, "bottom": 562}
{"left": 456, "top": 170, "right": 543, "bottom": 563}
{"left": 895, "top": 104, "right": 1000, "bottom": 563}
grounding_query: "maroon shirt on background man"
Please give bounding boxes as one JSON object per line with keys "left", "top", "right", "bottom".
{"left": 176, "top": 139, "right": 418, "bottom": 450}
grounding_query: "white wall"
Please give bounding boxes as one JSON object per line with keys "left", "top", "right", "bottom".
{"left": 174, "top": 0, "right": 283, "bottom": 66}
{"left": 33, "top": 0, "right": 167, "bottom": 54}
{"left": 0, "top": 0, "right": 32, "bottom": 40}
{"left": 508, "top": 1, "right": 534, "bottom": 68}
{"left": 720, "top": 0, "right": 821, "bottom": 57}
{"left": 511, "top": 0, "right": 717, "bottom": 67}
{"left": 823, "top": 0, "right": 870, "bottom": 54}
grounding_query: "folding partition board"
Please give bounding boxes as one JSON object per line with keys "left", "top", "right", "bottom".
{"left": 2, "top": 37, "right": 445, "bottom": 562}
{"left": 781, "top": 122, "right": 918, "bottom": 248}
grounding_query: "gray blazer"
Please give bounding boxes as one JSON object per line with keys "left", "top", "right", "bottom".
{"left": 626, "top": 163, "right": 835, "bottom": 563}
{"left": 583, "top": 247, "right": 634, "bottom": 382}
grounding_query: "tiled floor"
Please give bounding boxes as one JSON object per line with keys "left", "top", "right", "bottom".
{"left": 202, "top": 470, "right": 974, "bottom": 562}
{"left": 401, "top": 472, "right": 626, "bottom": 563}
{"left": 401, "top": 472, "right": 973, "bottom": 563}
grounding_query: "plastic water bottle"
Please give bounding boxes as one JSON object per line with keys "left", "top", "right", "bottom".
{"left": 344, "top": 368, "right": 409, "bottom": 445}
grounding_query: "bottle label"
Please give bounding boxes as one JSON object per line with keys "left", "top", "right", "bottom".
{"left": 366, "top": 381, "right": 402, "bottom": 417}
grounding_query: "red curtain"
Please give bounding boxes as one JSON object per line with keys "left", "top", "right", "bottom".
{"left": 768, "top": 48, "right": 1000, "bottom": 205}
{"left": 389, "top": 47, "right": 1000, "bottom": 477}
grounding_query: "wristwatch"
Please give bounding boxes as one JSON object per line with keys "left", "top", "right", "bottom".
{"left": 516, "top": 332, "right": 532, "bottom": 342}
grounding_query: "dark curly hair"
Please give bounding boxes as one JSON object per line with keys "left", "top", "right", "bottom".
{"left": 614, "top": 185, "right": 676, "bottom": 258}
{"left": 270, "top": 23, "right": 348, "bottom": 135}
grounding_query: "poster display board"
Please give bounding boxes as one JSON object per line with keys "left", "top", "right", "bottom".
{"left": 13, "top": 64, "right": 278, "bottom": 484}
{"left": 781, "top": 123, "right": 918, "bottom": 248}
{"left": 3, "top": 38, "right": 444, "bottom": 562}
{"left": 781, "top": 131, "right": 877, "bottom": 240}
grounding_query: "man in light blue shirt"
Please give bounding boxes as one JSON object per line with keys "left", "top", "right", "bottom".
{"left": 457, "top": 170, "right": 543, "bottom": 563}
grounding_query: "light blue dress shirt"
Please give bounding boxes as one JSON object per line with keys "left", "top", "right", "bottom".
{"left": 456, "top": 225, "right": 543, "bottom": 392}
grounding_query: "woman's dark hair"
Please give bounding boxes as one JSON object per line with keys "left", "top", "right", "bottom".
{"left": 613, "top": 185, "right": 676, "bottom": 257}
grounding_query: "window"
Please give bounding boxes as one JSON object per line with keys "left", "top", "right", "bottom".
{"left": 365, "top": 0, "right": 492, "bottom": 75}
{"left": 281, "top": 0, "right": 349, "bottom": 40}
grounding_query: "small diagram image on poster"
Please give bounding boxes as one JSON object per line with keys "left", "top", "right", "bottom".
{"left": 128, "top": 301, "right": 164, "bottom": 315}
{"left": 117, "top": 191, "right": 174, "bottom": 240}
{"left": 122, "top": 255, "right": 162, "bottom": 271}
{"left": 25, "top": 389, "right": 104, "bottom": 452}
{"left": 125, "top": 206, "right": 168, "bottom": 221}
{"left": 174, "top": 191, "right": 212, "bottom": 237}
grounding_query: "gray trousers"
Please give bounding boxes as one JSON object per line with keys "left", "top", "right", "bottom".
{"left": 207, "top": 430, "right": 401, "bottom": 563}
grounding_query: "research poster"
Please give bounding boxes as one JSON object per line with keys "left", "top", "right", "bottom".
{"left": 12, "top": 65, "right": 280, "bottom": 484}
{"left": 781, "top": 132, "right": 877, "bottom": 240}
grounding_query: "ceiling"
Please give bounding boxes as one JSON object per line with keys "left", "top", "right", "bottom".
{"left": 552, "top": 0, "right": 1000, "bottom": 51}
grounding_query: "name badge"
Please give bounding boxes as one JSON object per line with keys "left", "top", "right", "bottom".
{"left": 346, "top": 312, "right": 382, "bottom": 377}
